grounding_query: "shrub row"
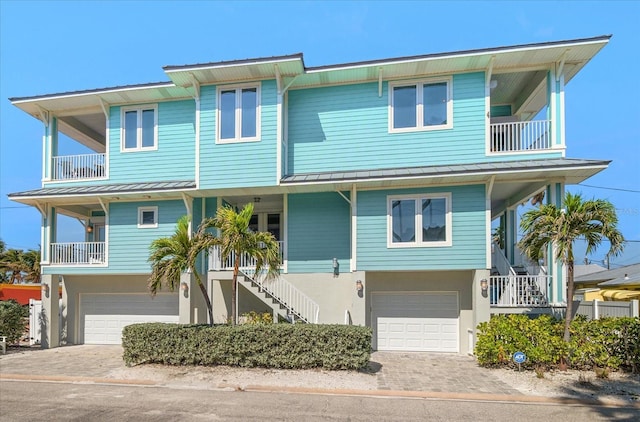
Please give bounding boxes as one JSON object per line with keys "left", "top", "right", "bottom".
{"left": 122, "top": 323, "right": 372, "bottom": 370}
{"left": 0, "top": 300, "right": 28, "bottom": 344}
{"left": 475, "top": 314, "right": 640, "bottom": 372}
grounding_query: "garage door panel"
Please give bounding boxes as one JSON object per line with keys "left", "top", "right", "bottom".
{"left": 82, "top": 294, "right": 178, "bottom": 345}
{"left": 373, "top": 292, "right": 459, "bottom": 353}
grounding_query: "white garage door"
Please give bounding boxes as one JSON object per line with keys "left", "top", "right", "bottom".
{"left": 372, "top": 292, "right": 459, "bottom": 352}
{"left": 81, "top": 294, "right": 179, "bottom": 345}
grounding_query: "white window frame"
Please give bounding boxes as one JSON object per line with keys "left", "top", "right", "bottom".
{"left": 121, "top": 105, "right": 158, "bottom": 152}
{"left": 216, "top": 82, "right": 261, "bottom": 144}
{"left": 137, "top": 206, "right": 158, "bottom": 229}
{"left": 387, "top": 193, "right": 452, "bottom": 248}
{"left": 388, "top": 77, "right": 453, "bottom": 133}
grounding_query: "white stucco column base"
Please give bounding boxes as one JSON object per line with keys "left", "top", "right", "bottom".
{"left": 471, "top": 269, "right": 491, "bottom": 355}
{"left": 178, "top": 273, "right": 195, "bottom": 324}
{"left": 350, "top": 271, "right": 366, "bottom": 326}
{"left": 40, "top": 274, "right": 60, "bottom": 349}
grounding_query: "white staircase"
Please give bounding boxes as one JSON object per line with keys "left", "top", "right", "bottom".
{"left": 239, "top": 269, "right": 319, "bottom": 323}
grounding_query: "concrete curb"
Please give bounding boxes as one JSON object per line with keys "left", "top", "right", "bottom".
{"left": 2, "top": 373, "right": 638, "bottom": 409}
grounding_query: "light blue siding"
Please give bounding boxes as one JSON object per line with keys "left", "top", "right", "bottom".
{"left": 199, "top": 80, "right": 278, "bottom": 189}
{"left": 287, "top": 192, "right": 350, "bottom": 273}
{"left": 44, "top": 200, "right": 187, "bottom": 275}
{"left": 44, "top": 100, "right": 196, "bottom": 187}
{"left": 287, "top": 73, "right": 561, "bottom": 174}
{"left": 357, "top": 185, "right": 486, "bottom": 271}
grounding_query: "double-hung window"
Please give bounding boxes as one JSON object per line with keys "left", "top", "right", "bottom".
{"left": 121, "top": 106, "right": 157, "bottom": 151}
{"left": 389, "top": 77, "right": 452, "bottom": 132}
{"left": 217, "top": 83, "right": 260, "bottom": 143}
{"left": 387, "top": 193, "right": 452, "bottom": 247}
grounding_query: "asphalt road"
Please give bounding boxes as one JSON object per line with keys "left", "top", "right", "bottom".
{"left": 1, "top": 380, "right": 637, "bottom": 421}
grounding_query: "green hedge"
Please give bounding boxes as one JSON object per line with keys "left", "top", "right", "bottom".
{"left": 0, "top": 300, "right": 28, "bottom": 345}
{"left": 475, "top": 314, "right": 640, "bottom": 371}
{"left": 122, "top": 323, "right": 372, "bottom": 370}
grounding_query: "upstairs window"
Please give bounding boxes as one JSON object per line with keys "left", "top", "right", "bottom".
{"left": 217, "top": 84, "right": 260, "bottom": 143}
{"left": 121, "top": 106, "right": 157, "bottom": 151}
{"left": 137, "top": 206, "right": 158, "bottom": 228}
{"left": 389, "top": 78, "right": 452, "bottom": 132}
{"left": 387, "top": 193, "right": 452, "bottom": 247}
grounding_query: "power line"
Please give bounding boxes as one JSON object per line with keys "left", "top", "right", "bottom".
{"left": 577, "top": 184, "right": 640, "bottom": 193}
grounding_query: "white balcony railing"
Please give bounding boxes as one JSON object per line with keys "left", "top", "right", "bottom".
{"left": 490, "top": 275, "right": 551, "bottom": 307}
{"left": 52, "top": 153, "right": 106, "bottom": 181}
{"left": 490, "top": 120, "right": 551, "bottom": 152}
{"left": 209, "top": 241, "right": 284, "bottom": 271}
{"left": 50, "top": 242, "right": 105, "bottom": 265}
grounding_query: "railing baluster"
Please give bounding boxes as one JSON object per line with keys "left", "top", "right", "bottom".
{"left": 490, "top": 120, "right": 551, "bottom": 153}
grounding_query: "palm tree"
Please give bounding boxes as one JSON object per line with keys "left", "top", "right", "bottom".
{"left": 205, "top": 203, "right": 281, "bottom": 325}
{"left": 518, "top": 192, "right": 624, "bottom": 342}
{"left": 22, "top": 249, "right": 41, "bottom": 283}
{"left": 0, "top": 249, "right": 25, "bottom": 284}
{"left": 148, "top": 215, "right": 216, "bottom": 325}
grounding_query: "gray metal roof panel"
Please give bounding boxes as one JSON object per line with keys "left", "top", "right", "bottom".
{"left": 8, "top": 180, "right": 196, "bottom": 198}
{"left": 280, "top": 158, "right": 611, "bottom": 184}
{"left": 575, "top": 263, "right": 640, "bottom": 283}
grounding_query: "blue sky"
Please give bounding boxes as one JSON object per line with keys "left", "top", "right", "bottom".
{"left": 1, "top": 1, "right": 638, "bottom": 267}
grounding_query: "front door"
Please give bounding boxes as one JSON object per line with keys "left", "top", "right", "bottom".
{"left": 250, "top": 213, "right": 281, "bottom": 240}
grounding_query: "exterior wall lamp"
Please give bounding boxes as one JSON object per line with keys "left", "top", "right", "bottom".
{"left": 356, "top": 280, "right": 363, "bottom": 292}
{"left": 41, "top": 283, "right": 50, "bottom": 298}
{"left": 332, "top": 258, "right": 339, "bottom": 277}
{"left": 180, "top": 282, "right": 189, "bottom": 297}
{"left": 86, "top": 224, "right": 93, "bottom": 233}
{"left": 480, "top": 279, "right": 488, "bottom": 295}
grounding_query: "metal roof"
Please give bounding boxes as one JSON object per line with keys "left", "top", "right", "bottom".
{"left": 8, "top": 180, "right": 196, "bottom": 199}
{"left": 575, "top": 263, "right": 640, "bottom": 283}
{"left": 280, "top": 158, "right": 611, "bottom": 185}
{"left": 599, "top": 273, "right": 640, "bottom": 287}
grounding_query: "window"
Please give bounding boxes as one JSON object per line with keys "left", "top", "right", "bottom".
{"left": 137, "top": 206, "right": 158, "bottom": 228}
{"left": 387, "top": 193, "right": 452, "bottom": 247}
{"left": 121, "top": 106, "right": 157, "bottom": 151}
{"left": 217, "top": 84, "right": 260, "bottom": 143}
{"left": 389, "top": 78, "right": 452, "bottom": 132}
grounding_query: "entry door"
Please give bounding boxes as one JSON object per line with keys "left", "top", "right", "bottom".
{"left": 250, "top": 213, "right": 281, "bottom": 240}
{"left": 93, "top": 223, "right": 105, "bottom": 242}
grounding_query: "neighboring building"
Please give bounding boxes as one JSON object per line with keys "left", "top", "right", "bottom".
{"left": 7, "top": 35, "right": 613, "bottom": 352}
{"left": 575, "top": 263, "right": 640, "bottom": 301}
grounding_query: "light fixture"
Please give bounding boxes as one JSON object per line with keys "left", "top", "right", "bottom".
{"left": 41, "top": 283, "right": 50, "bottom": 298}
{"left": 180, "top": 282, "right": 189, "bottom": 292}
{"left": 356, "top": 280, "right": 363, "bottom": 292}
{"left": 490, "top": 79, "right": 498, "bottom": 89}
{"left": 86, "top": 224, "right": 93, "bottom": 233}
{"left": 480, "top": 279, "right": 488, "bottom": 294}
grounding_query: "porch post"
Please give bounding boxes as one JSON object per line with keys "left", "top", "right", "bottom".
{"left": 472, "top": 269, "right": 491, "bottom": 354}
{"left": 178, "top": 272, "right": 196, "bottom": 324}
{"left": 40, "top": 274, "right": 60, "bottom": 349}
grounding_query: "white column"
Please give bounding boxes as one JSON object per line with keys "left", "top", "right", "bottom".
{"left": 40, "top": 274, "right": 60, "bottom": 349}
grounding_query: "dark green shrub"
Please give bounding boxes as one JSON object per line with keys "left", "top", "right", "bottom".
{"left": 475, "top": 314, "right": 566, "bottom": 369}
{"left": 122, "top": 323, "right": 372, "bottom": 370}
{"left": 476, "top": 314, "right": 640, "bottom": 372}
{"left": 0, "top": 300, "right": 28, "bottom": 344}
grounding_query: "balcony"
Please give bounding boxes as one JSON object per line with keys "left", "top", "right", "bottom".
{"left": 52, "top": 153, "right": 106, "bottom": 181}
{"left": 490, "top": 120, "right": 551, "bottom": 153}
{"left": 209, "top": 241, "right": 284, "bottom": 271}
{"left": 50, "top": 242, "right": 105, "bottom": 265}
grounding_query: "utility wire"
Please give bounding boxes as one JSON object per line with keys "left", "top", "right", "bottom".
{"left": 577, "top": 184, "right": 640, "bottom": 193}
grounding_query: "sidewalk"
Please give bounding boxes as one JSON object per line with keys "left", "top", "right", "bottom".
{"left": 1, "top": 345, "right": 636, "bottom": 408}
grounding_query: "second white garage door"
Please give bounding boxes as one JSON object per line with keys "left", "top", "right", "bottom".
{"left": 372, "top": 292, "right": 459, "bottom": 353}
{"left": 81, "top": 294, "right": 179, "bottom": 345}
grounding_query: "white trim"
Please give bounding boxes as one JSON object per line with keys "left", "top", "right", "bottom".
{"left": 484, "top": 68, "right": 491, "bottom": 156}
{"left": 351, "top": 184, "right": 357, "bottom": 272}
{"left": 105, "top": 113, "right": 110, "bottom": 179}
{"left": 485, "top": 178, "right": 494, "bottom": 268}
{"left": 388, "top": 76, "right": 453, "bottom": 133}
{"left": 559, "top": 73, "right": 566, "bottom": 154}
{"left": 386, "top": 192, "right": 453, "bottom": 248}
{"left": 276, "top": 90, "right": 282, "bottom": 184}
{"left": 195, "top": 97, "right": 201, "bottom": 188}
{"left": 549, "top": 69, "right": 557, "bottom": 148}
{"left": 137, "top": 206, "right": 158, "bottom": 228}
{"left": 120, "top": 105, "right": 158, "bottom": 152}
{"left": 12, "top": 83, "right": 177, "bottom": 104}
{"left": 216, "top": 82, "right": 261, "bottom": 144}
{"left": 283, "top": 193, "right": 288, "bottom": 274}
{"left": 284, "top": 92, "right": 289, "bottom": 176}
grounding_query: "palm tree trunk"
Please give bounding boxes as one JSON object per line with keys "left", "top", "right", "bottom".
{"left": 563, "top": 259, "right": 575, "bottom": 342}
{"left": 192, "top": 269, "right": 214, "bottom": 326}
{"left": 232, "top": 257, "right": 239, "bottom": 325}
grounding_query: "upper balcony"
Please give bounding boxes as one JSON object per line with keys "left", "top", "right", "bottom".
{"left": 52, "top": 153, "right": 106, "bottom": 181}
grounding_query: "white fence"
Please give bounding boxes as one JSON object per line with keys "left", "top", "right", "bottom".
{"left": 52, "top": 153, "right": 106, "bottom": 181}
{"left": 490, "top": 120, "right": 551, "bottom": 152}
{"left": 490, "top": 275, "right": 551, "bottom": 307}
{"left": 50, "top": 242, "right": 105, "bottom": 265}
{"left": 575, "top": 299, "right": 639, "bottom": 320}
{"left": 29, "top": 299, "right": 63, "bottom": 345}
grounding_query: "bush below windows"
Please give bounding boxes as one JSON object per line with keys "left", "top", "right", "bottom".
{"left": 122, "top": 323, "right": 372, "bottom": 370}
{"left": 475, "top": 314, "right": 640, "bottom": 372}
{"left": 0, "top": 300, "right": 28, "bottom": 345}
